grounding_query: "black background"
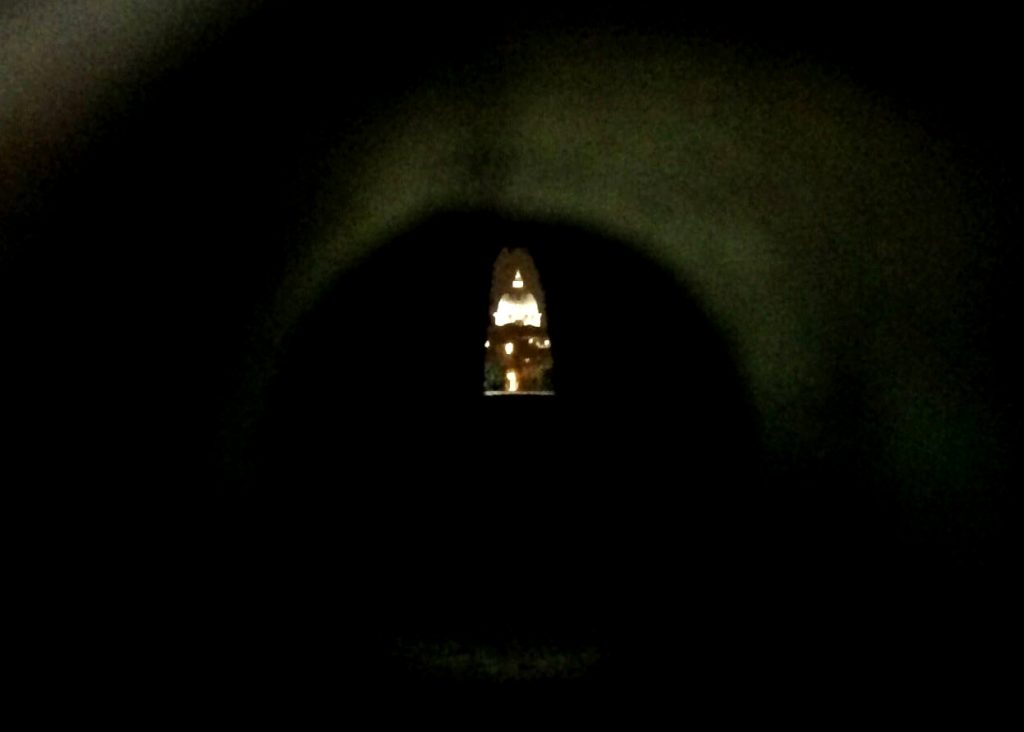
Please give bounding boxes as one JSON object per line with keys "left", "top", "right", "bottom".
{"left": 3, "top": 2, "right": 1018, "bottom": 716}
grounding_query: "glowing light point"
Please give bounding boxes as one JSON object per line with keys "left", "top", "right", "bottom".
{"left": 504, "top": 342, "right": 514, "bottom": 355}
{"left": 506, "top": 370, "right": 519, "bottom": 391}
{"left": 484, "top": 340, "right": 490, "bottom": 348}
{"left": 512, "top": 270, "right": 524, "bottom": 289}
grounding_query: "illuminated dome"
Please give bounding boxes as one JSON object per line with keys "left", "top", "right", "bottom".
{"left": 493, "top": 291, "right": 542, "bottom": 327}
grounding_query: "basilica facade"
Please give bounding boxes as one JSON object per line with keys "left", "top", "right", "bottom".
{"left": 484, "top": 249, "right": 554, "bottom": 394}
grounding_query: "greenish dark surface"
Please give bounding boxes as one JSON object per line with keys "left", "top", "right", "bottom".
{"left": 1, "top": 2, "right": 1017, "bottom": 716}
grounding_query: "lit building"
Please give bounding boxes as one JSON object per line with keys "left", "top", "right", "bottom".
{"left": 484, "top": 248, "right": 554, "bottom": 394}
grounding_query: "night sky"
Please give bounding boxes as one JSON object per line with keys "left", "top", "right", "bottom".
{"left": 2, "top": 2, "right": 1018, "bottom": 715}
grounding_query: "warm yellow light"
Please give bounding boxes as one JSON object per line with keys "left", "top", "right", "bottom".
{"left": 544, "top": 339, "right": 550, "bottom": 347}
{"left": 493, "top": 293, "right": 542, "bottom": 327}
{"left": 504, "top": 342, "right": 514, "bottom": 355}
{"left": 484, "top": 340, "right": 490, "bottom": 348}
{"left": 528, "top": 337, "right": 535, "bottom": 344}
{"left": 506, "top": 370, "right": 518, "bottom": 392}
{"left": 512, "top": 270, "right": 524, "bottom": 289}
